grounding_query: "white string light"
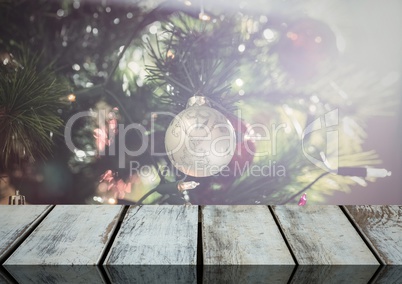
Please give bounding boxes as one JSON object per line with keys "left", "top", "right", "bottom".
{"left": 199, "top": 0, "right": 210, "bottom": 21}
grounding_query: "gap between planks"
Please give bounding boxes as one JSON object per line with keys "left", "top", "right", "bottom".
{"left": 0, "top": 205, "right": 390, "bottom": 284}
{"left": 268, "top": 205, "right": 299, "bottom": 266}
{"left": 1, "top": 204, "right": 387, "bottom": 282}
{"left": 197, "top": 206, "right": 203, "bottom": 284}
{"left": 339, "top": 206, "right": 385, "bottom": 266}
{"left": 340, "top": 208, "right": 387, "bottom": 284}
{"left": 98, "top": 205, "right": 130, "bottom": 266}
{"left": 0, "top": 205, "right": 55, "bottom": 265}
{"left": 96, "top": 205, "right": 130, "bottom": 284}
{"left": 268, "top": 205, "right": 299, "bottom": 283}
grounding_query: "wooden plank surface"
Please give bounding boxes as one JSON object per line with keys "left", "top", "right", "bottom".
{"left": 105, "top": 206, "right": 198, "bottom": 284}
{"left": 202, "top": 206, "right": 295, "bottom": 265}
{"left": 344, "top": 205, "right": 402, "bottom": 284}
{"left": 105, "top": 205, "right": 198, "bottom": 265}
{"left": 4, "top": 205, "right": 123, "bottom": 265}
{"left": 344, "top": 205, "right": 402, "bottom": 264}
{"left": 272, "top": 205, "right": 379, "bottom": 265}
{"left": 0, "top": 205, "right": 52, "bottom": 263}
{"left": 2, "top": 205, "right": 400, "bottom": 283}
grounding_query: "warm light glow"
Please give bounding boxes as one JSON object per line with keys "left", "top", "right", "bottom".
{"left": 199, "top": 13, "right": 210, "bottom": 21}
{"left": 167, "top": 50, "right": 175, "bottom": 59}
{"left": 68, "top": 94, "right": 76, "bottom": 102}
{"left": 108, "top": 198, "right": 117, "bottom": 204}
{"left": 286, "top": 32, "right": 298, "bottom": 41}
{"left": 184, "top": 0, "right": 192, "bottom": 6}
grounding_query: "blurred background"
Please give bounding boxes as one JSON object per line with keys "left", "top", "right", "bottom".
{"left": 0, "top": 0, "right": 401, "bottom": 204}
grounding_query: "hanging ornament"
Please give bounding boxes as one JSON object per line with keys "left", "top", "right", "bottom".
{"left": 165, "top": 96, "right": 236, "bottom": 177}
{"left": 226, "top": 115, "right": 256, "bottom": 175}
{"left": 276, "top": 18, "right": 338, "bottom": 80}
{"left": 8, "top": 190, "right": 26, "bottom": 205}
{"left": 298, "top": 193, "right": 307, "bottom": 206}
{"left": 192, "top": 116, "right": 256, "bottom": 204}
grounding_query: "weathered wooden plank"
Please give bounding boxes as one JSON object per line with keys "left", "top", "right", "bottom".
{"left": 4, "top": 205, "right": 123, "bottom": 265}
{"left": 202, "top": 206, "right": 295, "bottom": 266}
{"left": 105, "top": 205, "right": 198, "bottom": 265}
{"left": 105, "top": 206, "right": 198, "bottom": 283}
{"left": 344, "top": 205, "right": 402, "bottom": 265}
{"left": 0, "top": 205, "right": 52, "bottom": 263}
{"left": 272, "top": 205, "right": 379, "bottom": 265}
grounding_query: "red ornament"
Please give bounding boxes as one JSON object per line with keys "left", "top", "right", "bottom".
{"left": 298, "top": 193, "right": 307, "bottom": 206}
{"left": 277, "top": 18, "right": 338, "bottom": 80}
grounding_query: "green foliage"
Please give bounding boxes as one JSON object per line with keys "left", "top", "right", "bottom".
{"left": 146, "top": 13, "right": 241, "bottom": 111}
{"left": 0, "top": 0, "right": 398, "bottom": 204}
{"left": 0, "top": 50, "right": 69, "bottom": 170}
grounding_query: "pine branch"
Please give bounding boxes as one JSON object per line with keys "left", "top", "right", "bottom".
{"left": 145, "top": 13, "right": 241, "bottom": 109}
{"left": 0, "top": 49, "right": 69, "bottom": 170}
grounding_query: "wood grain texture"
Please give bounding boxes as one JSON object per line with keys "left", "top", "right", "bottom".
{"left": 272, "top": 205, "right": 379, "bottom": 265}
{"left": 202, "top": 206, "right": 295, "bottom": 266}
{"left": 0, "top": 205, "right": 52, "bottom": 262}
{"left": 344, "top": 205, "right": 402, "bottom": 265}
{"left": 3, "top": 205, "right": 123, "bottom": 265}
{"left": 104, "top": 205, "right": 198, "bottom": 265}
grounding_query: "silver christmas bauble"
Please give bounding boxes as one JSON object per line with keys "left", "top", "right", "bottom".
{"left": 165, "top": 97, "right": 236, "bottom": 177}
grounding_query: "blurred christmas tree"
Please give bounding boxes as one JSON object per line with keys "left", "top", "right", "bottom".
{"left": 0, "top": 0, "right": 399, "bottom": 204}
